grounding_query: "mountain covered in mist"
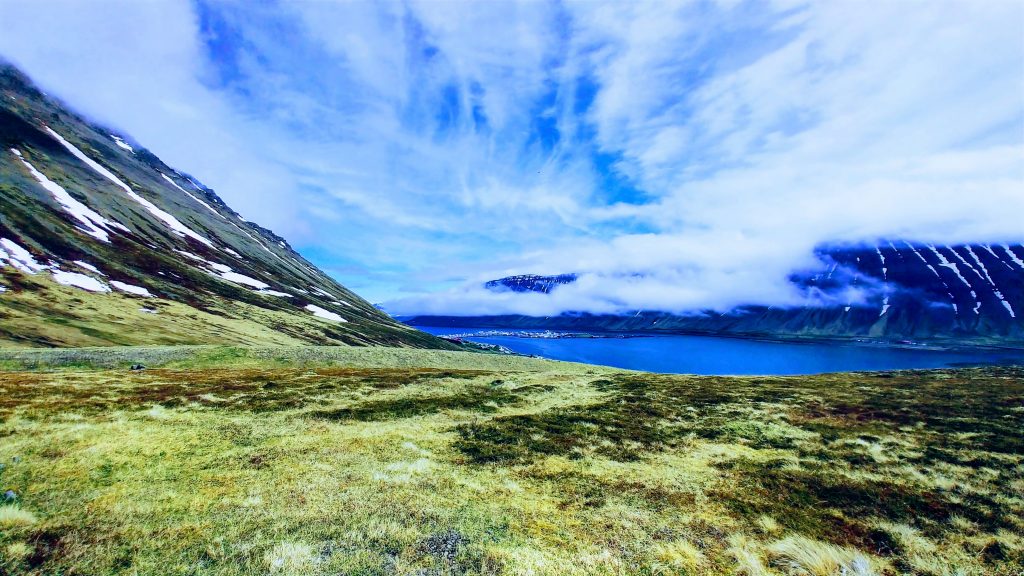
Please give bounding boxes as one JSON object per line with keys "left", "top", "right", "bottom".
{"left": 406, "top": 242, "right": 1024, "bottom": 345}
{"left": 485, "top": 274, "right": 579, "bottom": 294}
{"left": 0, "top": 63, "right": 451, "bottom": 349}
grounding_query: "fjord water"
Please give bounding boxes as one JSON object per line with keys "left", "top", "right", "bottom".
{"left": 417, "top": 327, "right": 1022, "bottom": 375}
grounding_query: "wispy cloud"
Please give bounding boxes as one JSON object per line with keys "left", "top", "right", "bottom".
{"left": 2, "top": 0, "right": 1021, "bottom": 313}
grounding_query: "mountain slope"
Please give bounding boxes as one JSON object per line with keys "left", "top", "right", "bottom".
{"left": 0, "top": 63, "right": 452, "bottom": 349}
{"left": 406, "top": 242, "right": 1024, "bottom": 345}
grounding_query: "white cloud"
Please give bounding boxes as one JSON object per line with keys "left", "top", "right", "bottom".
{"left": 389, "top": 0, "right": 1024, "bottom": 315}
{"left": 2, "top": 0, "right": 1021, "bottom": 314}
{"left": 0, "top": 0, "right": 300, "bottom": 230}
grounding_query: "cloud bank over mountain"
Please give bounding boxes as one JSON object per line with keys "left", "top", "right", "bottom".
{"left": 3, "top": 0, "right": 1021, "bottom": 315}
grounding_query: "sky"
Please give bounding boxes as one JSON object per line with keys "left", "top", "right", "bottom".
{"left": 1, "top": 0, "right": 1022, "bottom": 316}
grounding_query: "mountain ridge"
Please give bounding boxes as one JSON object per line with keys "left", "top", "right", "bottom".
{"left": 405, "top": 241, "right": 1024, "bottom": 346}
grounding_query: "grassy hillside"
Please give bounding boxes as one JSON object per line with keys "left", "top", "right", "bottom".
{"left": 0, "top": 346, "right": 1021, "bottom": 575}
{"left": 0, "top": 271, "right": 446, "bottom": 349}
{"left": 0, "top": 63, "right": 452, "bottom": 350}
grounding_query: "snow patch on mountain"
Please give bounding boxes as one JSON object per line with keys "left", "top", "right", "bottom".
{"left": 999, "top": 299, "right": 1016, "bottom": 318}
{"left": 224, "top": 218, "right": 285, "bottom": 263}
{"left": 312, "top": 287, "right": 336, "bottom": 299}
{"left": 110, "top": 135, "right": 133, "bottom": 153}
{"left": 983, "top": 245, "right": 1014, "bottom": 271}
{"left": 12, "top": 148, "right": 118, "bottom": 243}
{"left": 0, "top": 238, "right": 48, "bottom": 273}
{"left": 174, "top": 250, "right": 227, "bottom": 271}
{"left": 929, "top": 246, "right": 971, "bottom": 288}
{"left": 52, "top": 270, "right": 109, "bottom": 292}
{"left": 965, "top": 246, "right": 996, "bottom": 286}
{"left": 110, "top": 280, "right": 153, "bottom": 297}
{"left": 74, "top": 261, "right": 103, "bottom": 275}
{"left": 258, "top": 289, "right": 292, "bottom": 297}
{"left": 174, "top": 250, "right": 204, "bottom": 262}
{"left": 305, "top": 304, "right": 346, "bottom": 322}
{"left": 948, "top": 247, "right": 985, "bottom": 282}
{"left": 206, "top": 261, "right": 232, "bottom": 274}
{"left": 1002, "top": 244, "right": 1024, "bottom": 270}
{"left": 216, "top": 270, "right": 269, "bottom": 289}
{"left": 44, "top": 126, "right": 215, "bottom": 248}
{"left": 172, "top": 249, "right": 270, "bottom": 289}
{"left": 160, "top": 173, "right": 225, "bottom": 220}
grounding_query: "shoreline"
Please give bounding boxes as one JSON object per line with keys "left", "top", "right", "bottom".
{"left": 414, "top": 324, "right": 1024, "bottom": 354}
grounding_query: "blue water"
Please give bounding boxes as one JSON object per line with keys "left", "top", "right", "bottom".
{"left": 418, "top": 327, "right": 1023, "bottom": 375}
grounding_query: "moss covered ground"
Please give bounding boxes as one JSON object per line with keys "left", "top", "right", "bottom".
{"left": 0, "top": 346, "right": 1021, "bottom": 575}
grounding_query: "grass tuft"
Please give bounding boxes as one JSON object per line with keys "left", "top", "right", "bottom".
{"left": 767, "top": 535, "right": 879, "bottom": 575}
{"left": 264, "top": 541, "right": 317, "bottom": 574}
{"left": 651, "top": 539, "right": 704, "bottom": 574}
{"left": 0, "top": 506, "right": 37, "bottom": 527}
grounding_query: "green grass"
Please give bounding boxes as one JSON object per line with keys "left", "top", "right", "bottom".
{"left": 0, "top": 270, "right": 458, "bottom": 350}
{"left": 0, "top": 346, "right": 1021, "bottom": 575}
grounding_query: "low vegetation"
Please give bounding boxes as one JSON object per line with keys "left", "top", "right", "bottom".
{"left": 0, "top": 346, "right": 1021, "bottom": 575}
{"left": 0, "top": 271, "right": 453, "bottom": 349}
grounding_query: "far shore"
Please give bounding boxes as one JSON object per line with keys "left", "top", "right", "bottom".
{"left": 413, "top": 323, "right": 1024, "bottom": 354}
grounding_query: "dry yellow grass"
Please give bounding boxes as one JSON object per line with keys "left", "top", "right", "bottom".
{"left": 0, "top": 507, "right": 37, "bottom": 528}
{"left": 0, "top": 346, "right": 1021, "bottom": 575}
{"left": 767, "top": 535, "right": 878, "bottom": 575}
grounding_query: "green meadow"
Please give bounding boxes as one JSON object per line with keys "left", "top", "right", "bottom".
{"left": 0, "top": 346, "right": 1021, "bottom": 575}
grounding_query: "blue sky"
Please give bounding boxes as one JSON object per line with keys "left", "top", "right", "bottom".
{"left": 2, "top": 0, "right": 1022, "bottom": 315}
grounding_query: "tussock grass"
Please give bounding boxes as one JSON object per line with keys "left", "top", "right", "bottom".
{"left": 729, "top": 534, "right": 771, "bottom": 576}
{"left": 651, "top": 539, "right": 704, "bottom": 573}
{"left": 0, "top": 346, "right": 1021, "bottom": 575}
{"left": 5, "top": 542, "right": 31, "bottom": 560}
{"left": 767, "top": 535, "right": 878, "bottom": 575}
{"left": 264, "top": 541, "right": 317, "bottom": 573}
{"left": 0, "top": 506, "right": 37, "bottom": 527}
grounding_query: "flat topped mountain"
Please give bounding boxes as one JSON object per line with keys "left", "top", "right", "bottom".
{"left": 485, "top": 274, "right": 578, "bottom": 294}
{"left": 0, "top": 64, "right": 450, "bottom": 349}
{"left": 407, "top": 242, "right": 1024, "bottom": 345}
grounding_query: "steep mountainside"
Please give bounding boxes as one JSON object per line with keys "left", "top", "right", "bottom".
{"left": 407, "top": 242, "right": 1024, "bottom": 345}
{"left": 0, "top": 64, "right": 451, "bottom": 349}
